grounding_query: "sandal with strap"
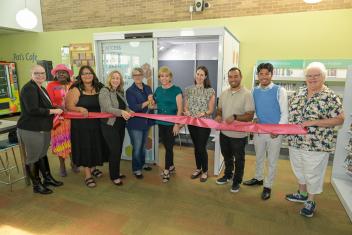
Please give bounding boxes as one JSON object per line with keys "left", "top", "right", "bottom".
{"left": 191, "top": 169, "right": 202, "bottom": 179}
{"left": 85, "top": 177, "right": 96, "bottom": 188}
{"left": 200, "top": 172, "right": 208, "bottom": 182}
{"left": 162, "top": 170, "right": 170, "bottom": 183}
{"left": 91, "top": 169, "right": 103, "bottom": 178}
{"left": 169, "top": 166, "right": 176, "bottom": 174}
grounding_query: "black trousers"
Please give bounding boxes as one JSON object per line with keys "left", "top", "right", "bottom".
{"left": 158, "top": 125, "right": 175, "bottom": 170}
{"left": 220, "top": 133, "right": 247, "bottom": 185}
{"left": 188, "top": 125, "right": 211, "bottom": 172}
{"left": 101, "top": 120, "right": 125, "bottom": 180}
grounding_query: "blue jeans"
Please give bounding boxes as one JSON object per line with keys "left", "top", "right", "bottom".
{"left": 128, "top": 129, "right": 149, "bottom": 172}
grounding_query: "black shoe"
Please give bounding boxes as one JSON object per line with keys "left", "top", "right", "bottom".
{"left": 261, "top": 187, "right": 271, "bottom": 200}
{"left": 112, "top": 179, "right": 123, "bottom": 186}
{"left": 243, "top": 178, "right": 263, "bottom": 186}
{"left": 230, "top": 184, "right": 240, "bottom": 193}
{"left": 119, "top": 174, "right": 126, "bottom": 179}
{"left": 143, "top": 165, "right": 152, "bottom": 171}
{"left": 134, "top": 173, "right": 144, "bottom": 179}
{"left": 216, "top": 175, "right": 231, "bottom": 185}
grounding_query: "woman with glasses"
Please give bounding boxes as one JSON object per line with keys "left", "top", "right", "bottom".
{"left": 126, "top": 67, "right": 155, "bottom": 179}
{"left": 286, "top": 62, "right": 344, "bottom": 218}
{"left": 17, "top": 65, "right": 64, "bottom": 194}
{"left": 66, "top": 65, "right": 106, "bottom": 188}
{"left": 154, "top": 66, "right": 183, "bottom": 183}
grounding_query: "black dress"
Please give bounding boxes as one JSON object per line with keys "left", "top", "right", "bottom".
{"left": 71, "top": 91, "right": 107, "bottom": 167}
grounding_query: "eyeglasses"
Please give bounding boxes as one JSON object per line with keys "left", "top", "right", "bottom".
{"left": 305, "top": 73, "right": 321, "bottom": 79}
{"left": 132, "top": 73, "right": 143, "bottom": 77}
{"left": 81, "top": 72, "right": 93, "bottom": 76}
{"left": 33, "top": 72, "right": 46, "bottom": 76}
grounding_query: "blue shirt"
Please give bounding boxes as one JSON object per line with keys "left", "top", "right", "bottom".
{"left": 253, "top": 84, "right": 281, "bottom": 124}
{"left": 126, "top": 83, "right": 154, "bottom": 130}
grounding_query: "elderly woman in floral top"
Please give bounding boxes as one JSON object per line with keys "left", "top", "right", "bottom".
{"left": 286, "top": 62, "right": 344, "bottom": 218}
{"left": 184, "top": 66, "right": 215, "bottom": 182}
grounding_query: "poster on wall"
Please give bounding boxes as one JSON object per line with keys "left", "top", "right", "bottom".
{"left": 69, "top": 43, "right": 95, "bottom": 74}
{"left": 0, "top": 62, "right": 20, "bottom": 115}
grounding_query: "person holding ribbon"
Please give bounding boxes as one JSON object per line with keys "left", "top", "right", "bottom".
{"left": 285, "top": 62, "right": 344, "bottom": 218}
{"left": 46, "top": 64, "right": 79, "bottom": 177}
{"left": 66, "top": 65, "right": 106, "bottom": 188}
{"left": 154, "top": 66, "right": 183, "bottom": 183}
{"left": 126, "top": 67, "right": 155, "bottom": 179}
{"left": 17, "top": 65, "right": 64, "bottom": 195}
{"left": 243, "top": 62, "right": 288, "bottom": 200}
{"left": 99, "top": 70, "right": 131, "bottom": 186}
{"left": 214, "top": 67, "right": 254, "bottom": 192}
{"left": 184, "top": 65, "right": 215, "bottom": 182}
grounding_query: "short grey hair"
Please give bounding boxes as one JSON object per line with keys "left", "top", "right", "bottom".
{"left": 132, "top": 67, "right": 144, "bottom": 76}
{"left": 305, "top": 62, "right": 327, "bottom": 79}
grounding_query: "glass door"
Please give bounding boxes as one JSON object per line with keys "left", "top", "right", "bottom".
{"left": 96, "top": 39, "right": 156, "bottom": 162}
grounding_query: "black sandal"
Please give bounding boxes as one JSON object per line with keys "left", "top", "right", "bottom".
{"left": 162, "top": 170, "right": 170, "bottom": 183}
{"left": 91, "top": 169, "right": 103, "bottom": 178}
{"left": 85, "top": 177, "right": 96, "bottom": 188}
{"left": 169, "top": 166, "right": 176, "bottom": 174}
{"left": 191, "top": 169, "right": 202, "bottom": 179}
{"left": 200, "top": 172, "right": 208, "bottom": 182}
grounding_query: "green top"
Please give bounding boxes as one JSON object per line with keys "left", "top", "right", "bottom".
{"left": 154, "top": 85, "right": 182, "bottom": 126}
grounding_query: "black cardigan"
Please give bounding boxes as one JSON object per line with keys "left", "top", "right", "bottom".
{"left": 17, "top": 80, "right": 54, "bottom": 131}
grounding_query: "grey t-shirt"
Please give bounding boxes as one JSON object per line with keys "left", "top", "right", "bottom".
{"left": 218, "top": 87, "right": 254, "bottom": 138}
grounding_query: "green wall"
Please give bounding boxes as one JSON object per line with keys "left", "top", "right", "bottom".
{"left": 0, "top": 9, "right": 351, "bottom": 89}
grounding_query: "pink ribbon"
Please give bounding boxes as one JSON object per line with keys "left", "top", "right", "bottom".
{"left": 56, "top": 112, "right": 306, "bottom": 135}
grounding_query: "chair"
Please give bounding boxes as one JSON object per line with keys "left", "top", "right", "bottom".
{"left": 0, "top": 141, "right": 26, "bottom": 191}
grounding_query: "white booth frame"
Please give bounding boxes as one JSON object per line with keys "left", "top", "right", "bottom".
{"left": 93, "top": 27, "right": 240, "bottom": 176}
{"left": 332, "top": 67, "right": 352, "bottom": 222}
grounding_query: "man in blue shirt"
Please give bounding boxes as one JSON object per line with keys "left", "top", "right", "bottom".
{"left": 243, "top": 63, "right": 288, "bottom": 200}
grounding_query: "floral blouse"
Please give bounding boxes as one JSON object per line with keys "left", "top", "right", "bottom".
{"left": 287, "top": 86, "right": 343, "bottom": 152}
{"left": 184, "top": 85, "right": 215, "bottom": 118}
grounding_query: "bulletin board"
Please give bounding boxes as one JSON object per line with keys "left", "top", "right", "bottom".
{"left": 69, "top": 43, "right": 95, "bottom": 68}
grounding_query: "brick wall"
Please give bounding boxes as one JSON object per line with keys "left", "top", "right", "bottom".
{"left": 41, "top": 0, "right": 352, "bottom": 31}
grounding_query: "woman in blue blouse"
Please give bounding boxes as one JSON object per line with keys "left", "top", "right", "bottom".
{"left": 126, "top": 67, "right": 154, "bottom": 179}
{"left": 154, "top": 66, "right": 183, "bottom": 183}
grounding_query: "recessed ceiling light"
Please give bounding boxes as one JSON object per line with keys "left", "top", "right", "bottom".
{"left": 304, "top": 0, "right": 322, "bottom": 4}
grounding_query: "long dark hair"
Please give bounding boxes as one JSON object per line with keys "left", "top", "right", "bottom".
{"left": 71, "top": 65, "right": 103, "bottom": 92}
{"left": 194, "top": 65, "right": 211, "bottom": 88}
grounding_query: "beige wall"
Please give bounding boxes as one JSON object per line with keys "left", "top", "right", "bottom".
{"left": 41, "top": 0, "right": 352, "bottom": 31}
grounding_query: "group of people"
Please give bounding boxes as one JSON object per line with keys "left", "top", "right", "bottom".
{"left": 17, "top": 61, "right": 344, "bottom": 218}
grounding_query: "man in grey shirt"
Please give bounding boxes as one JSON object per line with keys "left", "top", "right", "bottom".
{"left": 215, "top": 67, "right": 254, "bottom": 193}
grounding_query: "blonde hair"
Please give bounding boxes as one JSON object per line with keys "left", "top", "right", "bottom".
{"left": 305, "top": 62, "right": 327, "bottom": 80}
{"left": 106, "top": 70, "right": 124, "bottom": 93}
{"left": 158, "top": 66, "right": 173, "bottom": 81}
